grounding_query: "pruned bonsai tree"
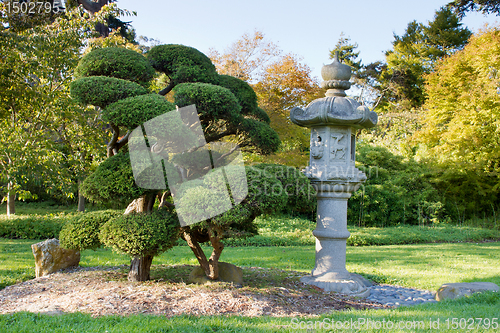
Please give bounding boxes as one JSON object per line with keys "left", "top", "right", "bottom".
{"left": 66, "top": 44, "right": 315, "bottom": 282}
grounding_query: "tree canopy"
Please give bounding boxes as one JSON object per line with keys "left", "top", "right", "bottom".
{"left": 448, "top": 0, "right": 500, "bottom": 17}
{"left": 0, "top": 3, "right": 119, "bottom": 215}
{"left": 380, "top": 7, "right": 472, "bottom": 109}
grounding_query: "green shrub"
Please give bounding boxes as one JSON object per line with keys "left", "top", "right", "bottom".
{"left": 253, "top": 163, "right": 316, "bottom": 214}
{"left": 174, "top": 82, "right": 242, "bottom": 125}
{"left": 348, "top": 143, "right": 444, "bottom": 227}
{"left": 147, "top": 44, "right": 219, "bottom": 86}
{"left": 75, "top": 47, "right": 155, "bottom": 87}
{"left": 239, "top": 118, "right": 281, "bottom": 155}
{"left": 70, "top": 76, "right": 148, "bottom": 108}
{"left": 59, "top": 210, "right": 122, "bottom": 250}
{"left": 184, "top": 165, "right": 289, "bottom": 241}
{"left": 99, "top": 209, "right": 180, "bottom": 257}
{"left": 218, "top": 75, "right": 270, "bottom": 123}
{"left": 102, "top": 94, "right": 177, "bottom": 130}
{"left": 0, "top": 215, "right": 64, "bottom": 239}
{"left": 80, "top": 150, "right": 151, "bottom": 208}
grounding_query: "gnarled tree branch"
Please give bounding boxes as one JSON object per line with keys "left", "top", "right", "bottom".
{"left": 107, "top": 122, "right": 119, "bottom": 157}
{"left": 158, "top": 79, "right": 175, "bottom": 96}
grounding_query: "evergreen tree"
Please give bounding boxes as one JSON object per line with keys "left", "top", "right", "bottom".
{"left": 380, "top": 7, "right": 471, "bottom": 109}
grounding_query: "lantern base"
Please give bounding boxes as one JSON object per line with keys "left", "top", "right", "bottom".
{"left": 300, "top": 273, "right": 372, "bottom": 298}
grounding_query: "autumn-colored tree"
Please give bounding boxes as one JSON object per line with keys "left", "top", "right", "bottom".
{"left": 209, "top": 31, "right": 322, "bottom": 167}
{"left": 252, "top": 54, "right": 321, "bottom": 166}
{"left": 208, "top": 30, "right": 281, "bottom": 82}
{"left": 414, "top": 25, "right": 500, "bottom": 218}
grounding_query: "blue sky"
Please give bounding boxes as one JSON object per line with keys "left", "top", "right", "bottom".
{"left": 116, "top": 0, "right": 499, "bottom": 80}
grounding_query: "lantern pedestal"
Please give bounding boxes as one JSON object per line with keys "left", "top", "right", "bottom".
{"left": 300, "top": 182, "right": 371, "bottom": 297}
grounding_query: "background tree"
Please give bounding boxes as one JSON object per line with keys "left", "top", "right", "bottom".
{"left": 378, "top": 7, "right": 471, "bottom": 110}
{"left": 252, "top": 54, "right": 321, "bottom": 166}
{"left": 329, "top": 32, "right": 362, "bottom": 73}
{"left": 208, "top": 30, "right": 281, "bottom": 82}
{"left": 414, "top": 25, "right": 500, "bottom": 219}
{"left": 448, "top": 0, "right": 500, "bottom": 17}
{"left": 209, "top": 31, "right": 322, "bottom": 167}
{"left": 0, "top": 3, "right": 119, "bottom": 215}
{"left": 0, "top": 0, "right": 66, "bottom": 32}
{"left": 329, "top": 33, "right": 384, "bottom": 107}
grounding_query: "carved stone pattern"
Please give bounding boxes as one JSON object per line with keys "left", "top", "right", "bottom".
{"left": 311, "top": 129, "right": 325, "bottom": 159}
{"left": 320, "top": 79, "right": 352, "bottom": 90}
{"left": 330, "top": 134, "right": 346, "bottom": 160}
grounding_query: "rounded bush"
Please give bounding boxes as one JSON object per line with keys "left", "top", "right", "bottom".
{"left": 80, "top": 150, "right": 151, "bottom": 207}
{"left": 70, "top": 76, "right": 148, "bottom": 108}
{"left": 174, "top": 82, "right": 242, "bottom": 126}
{"left": 75, "top": 47, "right": 155, "bottom": 87}
{"left": 217, "top": 75, "right": 270, "bottom": 123}
{"left": 147, "top": 44, "right": 219, "bottom": 86}
{"left": 102, "top": 94, "right": 177, "bottom": 129}
{"left": 238, "top": 118, "right": 280, "bottom": 155}
{"left": 251, "top": 107, "right": 271, "bottom": 124}
{"left": 59, "top": 210, "right": 122, "bottom": 251}
{"left": 99, "top": 209, "right": 180, "bottom": 257}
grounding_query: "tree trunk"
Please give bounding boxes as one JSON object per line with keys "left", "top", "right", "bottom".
{"left": 77, "top": 180, "right": 85, "bottom": 212}
{"left": 124, "top": 194, "right": 157, "bottom": 215}
{"left": 6, "top": 182, "right": 15, "bottom": 216}
{"left": 124, "top": 196, "right": 148, "bottom": 214}
{"left": 128, "top": 255, "right": 154, "bottom": 281}
{"left": 182, "top": 225, "right": 224, "bottom": 280}
{"left": 182, "top": 228, "right": 210, "bottom": 276}
{"left": 207, "top": 226, "right": 224, "bottom": 280}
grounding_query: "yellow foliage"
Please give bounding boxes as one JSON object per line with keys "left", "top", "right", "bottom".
{"left": 415, "top": 25, "right": 500, "bottom": 171}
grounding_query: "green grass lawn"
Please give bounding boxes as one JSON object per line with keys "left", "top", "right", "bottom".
{"left": 1, "top": 205, "right": 499, "bottom": 332}
{"left": 1, "top": 241, "right": 499, "bottom": 332}
{"left": 2, "top": 238, "right": 499, "bottom": 291}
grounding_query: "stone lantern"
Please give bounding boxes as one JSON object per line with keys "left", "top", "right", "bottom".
{"left": 290, "top": 52, "right": 377, "bottom": 297}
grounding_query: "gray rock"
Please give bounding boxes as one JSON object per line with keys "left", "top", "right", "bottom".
{"left": 436, "top": 282, "right": 499, "bottom": 301}
{"left": 32, "top": 239, "right": 80, "bottom": 278}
